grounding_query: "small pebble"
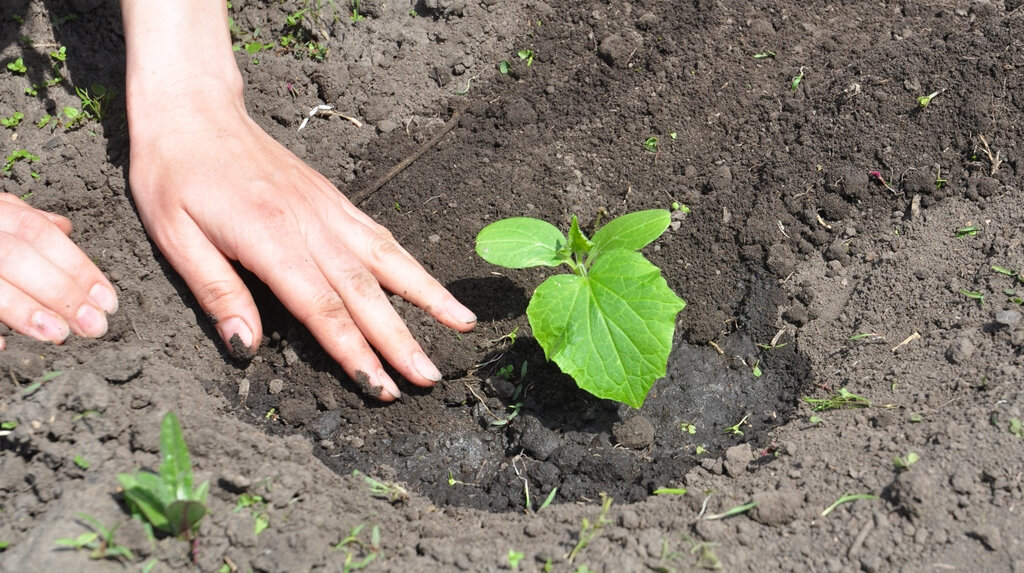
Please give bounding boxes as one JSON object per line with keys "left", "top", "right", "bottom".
{"left": 268, "top": 378, "right": 285, "bottom": 394}
{"left": 995, "top": 309, "right": 1020, "bottom": 327}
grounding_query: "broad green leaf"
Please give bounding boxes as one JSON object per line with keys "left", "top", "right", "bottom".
{"left": 567, "top": 215, "right": 593, "bottom": 255}
{"left": 165, "top": 500, "right": 206, "bottom": 537}
{"left": 475, "top": 218, "right": 567, "bottom": 268}
{"left": 527, "top": 250, "right": 685, "bottom": 407}
{"left": 117, "top": 474, "right": 170, "bottom": 532}
{"left": 159, "top": 412, "right": 193, "bottom": 500}
{"left": 591, "top": 209, "right": 671, "bottom": 254}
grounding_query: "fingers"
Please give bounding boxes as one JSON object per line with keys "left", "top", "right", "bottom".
{"left": 244, "top": 241, "right": 403, "bottom": 401}
{"left": 147, "top": 217, "right": 262, "bottom": 358}
{"left": 0, "top": 202, "right": 118, "bottom": 341}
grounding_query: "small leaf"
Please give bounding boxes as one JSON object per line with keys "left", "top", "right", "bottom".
{"left": 567, "top": 215, "right": 593, "bottom": 255}
{"left": 117, "top": 474, "right": 170, "bottom": 532}
{"left": 476, "top": 217, "right": 568, "bottom": 268}
{"left": 166, "top": 500, "right": 206, "bottom": 537}
{"left": 590, "top": 209, "right": 671, "bottom": 254}
{"left": 528, "top": 250, "right": 685, "bottom": 408}
{"left": 159, "top": 412, "right": 193, "bottom": 500}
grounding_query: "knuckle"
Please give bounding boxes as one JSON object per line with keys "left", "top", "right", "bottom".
{"left": 10, "top": 209, "right": 51, "bottom": 245}
{"left": 367, "top": 235, "right": 402, "bottom": 263}
{"left": 192, "top": 279, "right": 239, "bottom": 311}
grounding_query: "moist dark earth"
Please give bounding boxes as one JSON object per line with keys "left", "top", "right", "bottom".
{"left": 2, "top": 0, "right": 1024, "bottom": 571}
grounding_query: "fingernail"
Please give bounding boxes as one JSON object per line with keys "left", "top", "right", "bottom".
{"left": 377, "top": 369, "right": 401, "bottom": 399}
{"left": 445, "top": 299, "right": 477, "bottom": 324}
{"left": 29, "top": 310, "right": 69, "bottom": 342}
{"left": 216, "top": 316, "right": 254, "bottom": 357}
{"left": 76, "top": 303, "right": 108, "bottom": 337}
{"left": 89, "top": 283, "right": 118, "bottom": 314}
{"left": 412, "top": 352, "right": 442, "bottom": 383}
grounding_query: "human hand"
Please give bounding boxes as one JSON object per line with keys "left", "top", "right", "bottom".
{"left": 0, "top": 193, "right": 118, "bottom": 350}
{"left": 125, "top": 97, "right": 476, "bottom": 401}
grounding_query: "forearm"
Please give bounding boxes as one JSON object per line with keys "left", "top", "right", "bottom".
{"left": 120, "top": 0, "right": 244, "bottom": 129}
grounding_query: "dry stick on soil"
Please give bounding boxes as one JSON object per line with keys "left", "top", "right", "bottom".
{"left": 891, "top": 331, "right": 921, "bottom": 353}
{"left": 349, "top": 109, "right": 463, "bottom": 206}
{"left": 977, "top": 134, "right": 1003, "bottom": 175}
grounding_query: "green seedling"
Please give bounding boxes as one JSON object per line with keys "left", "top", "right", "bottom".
{"left": 789, "top": 67, "right": 804, "bottom": 91}
{"left": 353, "top": 470, "right": 409, "bottom": 503}
{"left": 76, "top": 84, "right": 113, "bottom": 121}
{"left": 63, "top": 106, "right": 86, "bottom": 128}
{"left": 751, "top": 360, "right": 763, "bottom": 378}
{"left": 723, "top": 414, "right": 749, "bottom": 436}
{"left": 244, "top": 41, "right": 273, "bottom": 55}
{"left": 117, "top": 412, "right": 209, "bottom": 539}
{"left": 653, "top": 487, "right": 687, "bottom": 495}
{"left": 565, "top": 493, "right": 612, "bottom": 563}
{"left": 333, "top": 523, "right": 381, "bottom": 572}
{"left": 643, "top": 136, "right": 659, "bottom": 153}
{"left": 538, "top": 487, "right": 557, "bottom": 512}
{"left": 491, "top": 402, "right": 522, "bottom": 427}
{"left": 25, "top": 85, "right": 38, "bottom": 96}
{"left": 1, "top": 112, "right": 24, "bottom": 128}
{"left": 803, "top": 387, "right": 870, "bottom": 411}
{"left": 54, "top": 513, "right": 135, "bottom": 562}
{"left": 917, "top": 88, "right": 945, "bottom": 108}
{"left": 892, "top": 452, "right": 919, "bottom": 471}
{"left": 753, "top": 50, "right": 776, "bottom": 59}
{"left": 695, "top": 445, "right": 708, "bottom": 455}
{"left": 0, "top": 540, "right": 8, "bottom": 550}
{"left": 1009, "top": 418, "right": 1023, "bottom": 438}
{"left": 820, "top": 493, "right": 878, "bottom": 516}
{"left": 704, "top": 500, "right": 756, "bottom": 520}
{"left": 498, "top": 60, "right": 510, "bottom": 74}
{"left": 21, "top": 369, "right": 62, "bottom": 394}
{"left": 955, "top": 225, "right": 980, "bottom": 238}
{"left": 74, "top": 455, "right": 90, "bottom": 470}
{"left": 497, "top": 364, "right": 515, "bottom": 379}
{"left": 0, "top": 421, "right": 17, "bottom": 430}
{"left": 234, "top": 493, "right": 270, "bottom": 535}
{"left": 909, "top": 413, "right": 923, "bottom": 423}
{"left": 50, "top": 46, "right": 67, "bottom": 62}
{"left": 285, "top": 7, "right": 308, "bottom": 27}
{"left": 7, "top": 58, "right": 26, "bottom": 74}
{"left": 508, "top": 549, "right": 525, "bottom": 569}
{"left": 992, "top": 265, "right": 1024, "bottom": 283}
{"left": 36, "top": 114, "right": 52, "bottom": 128}
{"left": 669, "top": 132, "right": 677, "bottom": 139}
{"left": 934, "top": 168, "right": 947, "bottom": 189}
{"left": 476, "top": 210, "right": 685, "bottom": 408}
{"left": 808, "top": 416, "right": 822, "bottom": 424}
{"left": 680, "top": 421, "right": 696, "bottom": 435}
{"left": 867, "top": 170, "right": 898, "bottom": 194}
{"left": 350, "top": 0, "right": 366, "bottom": 22}
{"left": 849, "top": 332, "right": 885, "bottom": 342}
{"left": 959, "top": 289, "right": 985, "bottom": 305}
{"left": 518, "top": 49, "right": 535, "bottom": 67}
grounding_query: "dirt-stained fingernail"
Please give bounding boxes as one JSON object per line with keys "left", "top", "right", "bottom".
{"left": 377, "top": 369, "right": 401, "bottom": 399}
{"left": 445, "top": 299, "right": 477, "bottom": 324}
{"left": 89, "top": 283, "right": 119, "bottom": 314}
{"left": 29, "top": 310, "right": 69, "bottom": 342}
{"left": 216, "top": 316, "right": 254, "bottom": 358}
{"left": 413, "top": 352, "right": 443, "bottom": 383}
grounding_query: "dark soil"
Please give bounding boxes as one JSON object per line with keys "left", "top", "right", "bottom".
{"left": 2, "top": 0, "right": 1024, "bottom": 571}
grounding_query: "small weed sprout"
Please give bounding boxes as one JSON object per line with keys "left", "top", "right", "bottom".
{"left": 117, "top": 412, "right": 209, "bottom": 540}
{"left": 753, "top": 50, "right": 776, "bottom": 59}
{"left": 959, "top": 289, "right": 985, "bottom": 305}
{"left": 50, "top": 46, "right": 67, "bottom": 62}
{"left": 867, "top": 170, "right": 898, "bottom": 194}
{"left": 892, "top": 452, "right": 919, "bottom": 471}
{"left": 234, "top": 493, "right": 270, "bottom": 535}
{"left": 704, "top": 500, "right": 757, "bottom": 521}
{"left": 680, "top": 421, "right": 696, "bottom": 435}
{"left": 518, "top": 49, "right": 535, "bottom": 67}
{"left": 350, "top": 0, "right": 366, "bottom": 22}
{"left": 507, "top": 549, "right": 525, "bottom": 569}
{"left": 7, "top": 57, "right": 26, "bottom": 74}
{"left": 723, "top": 414, "right": 750, "bottom": 436}
{"left": 565, "top": 493, "right": 613, "bottom": 563}
{"left": 789, "top": 67, "right": 804, "bottom": 92}
{"left": 643, "top": 136, "right": 659, "bottom": 153}
{"left": 820, "top": 493, "right": 878, "bottom": 517}
{"left": 2, "top": 149, "right": 40, "bottom": 177}
{"left": 955, "top": 224, "right": 980, "bottom": 238}
{"left": 917, "top": 88, "right": 945, "bottom": 108}
{"left": 333, "top": 523, "right": 382, "bottom": 572}
{"left": 934, "top": 167, "right": 947, "bottom": 189}
{"left": 54, "top": 513, "right": 135, "bottom": 562}
{"left": 353, "top": 470, "right": 409, "bottom": 503}
{"left": 1, "top": 112, "right": 25, "bottom": 128}
{"left": 803, "top": 387, "right": 870, "bottom": 411}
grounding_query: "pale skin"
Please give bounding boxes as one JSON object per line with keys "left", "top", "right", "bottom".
{"left": 0, "top": 0, "right": 476, "bottom": 401}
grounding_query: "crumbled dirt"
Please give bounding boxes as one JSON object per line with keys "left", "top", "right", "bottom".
{"left": 2, "top": 0, "right": 1024, "bottom": 571}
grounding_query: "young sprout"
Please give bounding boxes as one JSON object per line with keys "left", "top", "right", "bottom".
{"left": 934, "top": 167, "right": 947, "bottom": 188}
{"left": 955, "top": 225, "right": 980, "bottom": 238}
{"left": 917, "top": 88, "right": 945, "bottom": 108}
{"left": 753, "top": 50, "right": 776, "bottom": 59}
{"left": 643, "top": 136, "right": 659, "bottom": 153}
{"left": 892, "top": 452, "right": 919, "bottom": 470}
{"left": 7, "top": 57, "right": 26, "bottom": 74}
{"left": 498, "top": 60, "right": 510, "bottom": 74}
{"left": 790, "top": 67, "right": 804, "bottom": 92}
{"left": 517, "top": 49, "right": 535, "bottom": 67}
{"left": 959, "top": 289, "right": 985, "bottom": 305}
{"left": 867, "top": 170, "right": 898, "bottom": 194}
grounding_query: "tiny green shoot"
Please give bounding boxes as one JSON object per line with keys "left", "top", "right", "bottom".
{"left": 537, "top": 487, "right": 557, "bottom": 511}
{"left": 234, "top": 493, "right": 270, "bottom": 535}
{"left": 669, "top": 132, "right": 677, "bottom": 139}
{"left": 50, "top": 46, "right": 67, "bottom": 62}
{"left": 54, "top": 513, "right": 135, "bottom": 562}
{"left": 909, "top": 413, "right": 923, "bottom": 423}
{"left": 333, "top": 523, "right": 381, "bottom": 572}
{"left": 934, "top": 167, "right": 947, "bottom": 188}
{"left": 20, "top": 369, "right": 62, "bottom": 395}
{"left": 955, "top": 225, "right": 980, "bottom": 238}
{"left": 116, "top": 412, "right": 209, "bottom": 539}
{"left": 508, "top": 549, "right": 525, "bottom": 569}
{"left": 518, "top": 49, "right": 535, "bottom": 67}
{"left": 808, "top": 415, "right": 822, "bottom": 424}
{"left": 1, "top": 112, "right": 25, "bottom": 128}
{"left": 803, "top": 387, "right": 870, "bottom": 411}
{"left": 643, "top": 136, "right": 659, "bottom": 153}
{"left": 353, "top": 470, "right": 409, "bottom": 503}
{"left": 1009, "top": 418, "right": 1023, "bottom": 438}
{"left": 499, "top": 60, "right": 510, "bottom": 74}
{"left": 695, "top": 445, "right": 708, "bottom": 455}
{"left": 36, "top": 114, "right": 52, "bottom": 128}
{"left": 723, "top": 414, "right": 749, "bottom": 436}
{"left": 703, "top": 500, "right": 757, "bottom": 520}
{"left": 680, "top": 421, "right": 696, "bottom": 435}
{"left": 820, "top": 493, "right": 878, "bottom": 516}
{"left": 892, "top": 452, "right": 919, "bottom": 471}
{"left": 350, "top": 0, "right": 366, "bottom": 23}
{"left": 7, "top": 58, "right": 26, "bottom": 74}
{"left": 565, "top": 493, "right": 612, "bottom": 563}
{"left": 74, "top": 455, "right": 90, "bottom": 470}
{"left": 0, "top": 421, "right": 17, "bottom": 430}
{"left": 753, "top": 50, "right": 776, "bottom": 59}
{"left": 917, "top": 88, "right": 945, "bottom": 108}
{"left": 653, "top": 487, "right": 687, "bottom": 495}
{"left": 959, "top": 289, "right": 985, "bottom": 305}
{"left": 790, "top": 67, "right": 804, "bottom": 92}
